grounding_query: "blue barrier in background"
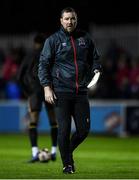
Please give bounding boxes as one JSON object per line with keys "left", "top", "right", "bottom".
{"left": 0, "top": 105, "right": 19, "bottom": 132}
{"left": 90, "top": 106, "right": 123, "bottom": 134}
{"left": 0, "top": 101, "right": 124, "bottom": 135}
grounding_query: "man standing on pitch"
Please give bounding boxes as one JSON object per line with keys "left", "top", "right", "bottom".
{"left": 38, "top": 7, "right": 101, "bottom": 173}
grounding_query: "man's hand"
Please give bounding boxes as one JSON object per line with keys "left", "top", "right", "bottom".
{"left": 44, "top": 86, "right": 57, "bottom": 104}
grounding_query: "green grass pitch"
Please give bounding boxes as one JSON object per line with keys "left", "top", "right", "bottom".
{"left": 0, "top": 133, "right": 139, "bottom": 179}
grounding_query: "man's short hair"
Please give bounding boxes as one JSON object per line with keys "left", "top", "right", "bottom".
{"left": 60, "top": 7, "right": 77, "bottom": 18}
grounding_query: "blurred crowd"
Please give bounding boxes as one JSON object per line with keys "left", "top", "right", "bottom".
{"left": 0, "top": 39, "right": 139, "bottom": 100}
{"left": 0, "top": 46, "right": 26, "bottom": 100}
{"left": 91, "top": 40, "right": 139, "bottom": 100}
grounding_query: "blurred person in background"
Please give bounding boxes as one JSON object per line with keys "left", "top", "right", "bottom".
{"left": 129, "top": 57, "right": 139, "bottom": 98}
{"left": 2, "top": 46, "right": 25, "bottom": 99}
{"left": 38, "top": 7, "right": 101, "bottom": 173}
{"left": 17, "top": 33, "right": 58, "bottom": 163}
{"left": 115, "top": 53, "right": 130, "bottom": 99}
{"left": 0, "top": 48, "right": 6, "bottom": 98}
{"left": 94, "top": 55, "right": 118, "bottom": 99}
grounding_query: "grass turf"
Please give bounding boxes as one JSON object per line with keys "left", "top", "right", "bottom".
{"left": 0, "top": 133, "right": 139, "bottom": 179}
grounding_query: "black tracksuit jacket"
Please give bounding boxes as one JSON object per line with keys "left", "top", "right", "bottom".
{"left": 38, "top": 27, "right": 101, "bottom": 94}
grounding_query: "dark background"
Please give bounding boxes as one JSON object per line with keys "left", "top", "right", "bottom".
{"left": 0, "top": 0, "right": 138, "bottom": 34}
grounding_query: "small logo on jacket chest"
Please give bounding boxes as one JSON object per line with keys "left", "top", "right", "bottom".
{"left": 62, "top": 42, "right": 67, "bottom": 47}
{"left": 78, "top": 38, "right": 86, "bottom": 46}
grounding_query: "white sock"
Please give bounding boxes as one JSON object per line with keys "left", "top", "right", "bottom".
{"left": 32, "top": 147, "right": 39, "bottom": 157}
{"left": 51, "top": 146, "right": 57, "bottom": 154}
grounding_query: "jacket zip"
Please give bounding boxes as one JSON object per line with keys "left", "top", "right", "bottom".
{"left": 70, "top": 36, "right": 79, "bottom": 94}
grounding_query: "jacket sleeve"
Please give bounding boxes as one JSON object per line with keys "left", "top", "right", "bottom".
{"left": 38, "top": 36, "right": 55, "bottom": 87}
{"left": 87, "top": 34, "right": 101, "bottom": 72}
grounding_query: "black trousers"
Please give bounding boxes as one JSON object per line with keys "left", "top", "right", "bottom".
{"left": 55, "top": 92, "right": 90, "bottom": 166}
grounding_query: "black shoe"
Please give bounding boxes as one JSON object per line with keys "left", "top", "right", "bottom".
{"left": 28, "top": 155, "right": 39, "bottom": 163}
{"left": 63, "top": 165, "right": 74, "bottom": 174}
{"left": 51, "top": 153, "right": 56, "bottom": 161}
{"left": 69, "top": 154, "right": 75, "bottom": 172}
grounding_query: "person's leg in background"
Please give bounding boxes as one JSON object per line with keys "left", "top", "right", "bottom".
{"left": 28, "top": 93, "right": 42, "bottom": 163}
{"left": 44, "top": 102, "right": 58, "bottom": 161}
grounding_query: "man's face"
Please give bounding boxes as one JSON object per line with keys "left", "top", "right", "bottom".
{"left": 60, "top": 12, "right": 77, "bottom": 33}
